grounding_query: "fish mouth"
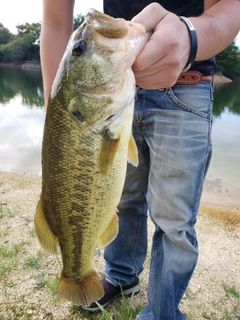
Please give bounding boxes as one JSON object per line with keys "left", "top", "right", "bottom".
{"left": 85, "top": 9, "right": 129, "bottom": 39}
{"left": 84, "top": 9, "right": 150, "bottom": 57}
{"left": 86, "top": 8, "right": 150, "bottom": 39}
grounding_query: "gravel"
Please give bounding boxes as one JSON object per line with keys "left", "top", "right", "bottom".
{"left": 0, "top": 172, "right": 239, "bottom": 320}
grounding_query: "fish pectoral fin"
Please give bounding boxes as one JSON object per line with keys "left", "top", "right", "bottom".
{"left": 99, "top": 211, "right": 119, "bottom": 247}
{"left": 34, "top": 194, "right": 59, "bottom": 255}
{"left": 99, "top": 131, "right": 120, "bottom": 175}
{"left": 127, "top": 133, "right": 139, "bottom": 167}
{"left": 58, "top": 269, "right": 104, "bottom": 305}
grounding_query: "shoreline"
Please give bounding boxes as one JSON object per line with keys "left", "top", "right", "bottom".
{"left": 0, "top": 61, "right": 41, "bottom": 70}
{"left": 0, "top": 63, "right": 234, "bottom": 83}
{"left": 1, "top": 171, "right": 239, "bottom": 224}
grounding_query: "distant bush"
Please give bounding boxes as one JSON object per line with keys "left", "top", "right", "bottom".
{"left": 0, "top": 33, "right": 39, "bottom": 62}
{"left": 0, "top": 23, "right": 12, "bottom": 45}
{"left": 216, "top": 41, "right": 240, "bottom": 80}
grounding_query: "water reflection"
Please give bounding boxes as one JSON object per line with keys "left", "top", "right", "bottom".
{"left": 213, "top": 82, "right": 240, "bottom": 117}
{"left": 0, "top": 96, "right": 45, "bottom": 175}
{"left": 0, "top": 68, "right": 44, "bottom": 175}
{"left": 202, "top": 82, "right": 240, "bottom": 207}
{"left": 0, "top": 67, "right": 239, "bottom": 206}
{"left": 0, "top": 67, "right": 44, "bottom": 107}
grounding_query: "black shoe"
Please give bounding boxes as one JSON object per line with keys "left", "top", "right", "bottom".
{"left": 78, "top": 278, "right": 140, "bottom": 312}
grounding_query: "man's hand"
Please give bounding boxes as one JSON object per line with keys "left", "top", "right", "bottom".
{"left": 132, "top": 3, "right": 191, "bottom": 89}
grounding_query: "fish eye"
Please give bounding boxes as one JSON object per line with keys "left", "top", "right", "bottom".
{"left": 72, "top": 41, "right": 87, "bottom": 56}
{"left": 72, "top": 110, "right": 84, "bottom": 122}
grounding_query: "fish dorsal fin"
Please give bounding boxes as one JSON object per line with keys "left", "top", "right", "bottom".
{"left": 34, "top": 194, "right": 59, "bottom": 255}
{"left": 99, "top": 131, "right": 120, "bottom": 175}
{"left": 127, "top": 133, "right": 139, "bottom": 167}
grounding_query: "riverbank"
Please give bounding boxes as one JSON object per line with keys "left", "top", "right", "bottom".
{"left": 214, "top": 72, "right": 233, "bottom": 83}
{"left": 0, "top": 61, "right": 41, "bottom": 70}
{"left": 0, "top": 171, "right": 239, "bottom": 320}
{"left": 0, "top": 62, "right": 234, "bottom": 83}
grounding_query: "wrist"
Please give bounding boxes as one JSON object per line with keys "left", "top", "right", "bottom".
{"left": 179, "top": 16, "right": 198, "bottom": 72}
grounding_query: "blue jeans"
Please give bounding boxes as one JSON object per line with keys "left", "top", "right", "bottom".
{"left": 104, "top": 81, "right": 214, "bottom": 320}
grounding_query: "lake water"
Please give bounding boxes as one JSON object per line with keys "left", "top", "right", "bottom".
{"left": 0, "top": 67, "right": 239, "bottom": 207}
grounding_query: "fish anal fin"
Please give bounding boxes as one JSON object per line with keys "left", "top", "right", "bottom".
{"left": 58, "top": 270, "right": 104, "bottom": 306}
{"left": 128, "top": 133, "right": 139, "bottom": 167}
{"left": 99, "top": 131, "right": 120, "bottom": 175}
{"left": 34, "top": 194, "right": 59, "bottom": 255}
{"left": 99, "top": 211, "right": 119, "bottom": 247}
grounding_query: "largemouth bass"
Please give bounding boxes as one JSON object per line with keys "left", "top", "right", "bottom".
{"left": 34, "top": 9, "right": 150, "bottom": 306}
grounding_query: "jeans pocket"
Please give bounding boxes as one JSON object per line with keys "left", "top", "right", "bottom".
{"left": 167, "top": 82, "right": 213, "bottom": 120}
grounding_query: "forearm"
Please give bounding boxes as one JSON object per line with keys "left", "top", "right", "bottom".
{"left": 40, "top": 0, "right": 75, "bottom": 106}
{"left": 191, "top": 0, "right": 240, "bottom": 60}
{"left": 40, "top": 25, "right": 73, "bottom": 105}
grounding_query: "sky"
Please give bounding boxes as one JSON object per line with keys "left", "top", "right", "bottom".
{"left": 0, "top": 0, "right": 103, "bottom": 33}
{"left": 0, "top": 0, "right": 239, "bottom": 47}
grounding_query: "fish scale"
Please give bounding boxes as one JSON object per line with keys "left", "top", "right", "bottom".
{"left": 34, "top": 8, "right": 150, "bottom": 306}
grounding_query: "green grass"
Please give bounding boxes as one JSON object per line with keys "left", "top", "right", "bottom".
{"left": 70, "top": 285, "right": 144, "bottom": 320}
{"left": 199, "top": 284, "right": 240, "bottom": 320}
{"left": 0, "top": 203, "right": 15, "bottom": 218}
{"left": 0, "top": 243, "right": 22, "bottom": 258}
{"left": 0, "top": 263, "right": 8, "bottom": 278}
{"left": 6, "top": 207, "right": 15, "bottom": 218}
{"left": 103, "top": 285, "right": 143, "bottom": 319}
{"left": 43, "top": 273, "right": 60, "bottom": 297}
{"left": 29, "top": 228, "right": 36, "bottom": 237}
{"left": 223, "top": 284, "right": 240, "bottom": 299}
{"left": 23, "top": 250, "right": 43, "bottom": 269}
{"left": 0, "top": 243, "right": 25, "bottom": 278}
{"left": 84, "top": 287, "right": 143, "bottom": 320}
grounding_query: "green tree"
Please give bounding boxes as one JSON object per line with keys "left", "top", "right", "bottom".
{"left": 0, "top": 33, "right": 37, "bottom": 61}
{"left": 0, "top": 22, "right": 41, "bottom": 62}
{"left": 74, "top": 13, "right": 85, "bottom": 30}
{"left": 216, "top": 41, "right": 240, "bottom": 80}
{"left": 16, "top": 22, "right": 41, "bottom": 40}
{"left": 0, "top": 23, "right": 12, "bottom": 44}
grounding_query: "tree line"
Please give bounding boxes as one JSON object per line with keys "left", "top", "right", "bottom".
{"left": 0, "top": 15, "right": 240, "bottom": 80}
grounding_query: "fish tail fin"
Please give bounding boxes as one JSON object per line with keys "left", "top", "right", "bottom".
{"left": 128, "top": 133, "right": 139, "bottom": 167}
{"left": 58, "top": 270, "right": 104, "bottom": 305}
{"left": 34, "top": 194, "right": 59, "bottom": 254}
{"left": 99, "top": 211, "right": 119, "bottom": 247}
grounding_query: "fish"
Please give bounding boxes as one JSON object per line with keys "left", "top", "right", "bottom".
{"left": 34, "top": 8, "right": 150, "bottom": 306}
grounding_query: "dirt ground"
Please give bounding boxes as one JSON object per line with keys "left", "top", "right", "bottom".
{"left": 0, "top": 171, "right": 239, "bottom": 320}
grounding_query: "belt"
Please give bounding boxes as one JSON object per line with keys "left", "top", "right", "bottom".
{"left": 176, "top": 71, "right": 213, "bottom": 85}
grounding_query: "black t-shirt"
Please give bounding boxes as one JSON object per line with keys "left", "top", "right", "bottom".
{"left": 104, "top": 0, "right": 216, "bottom": 75}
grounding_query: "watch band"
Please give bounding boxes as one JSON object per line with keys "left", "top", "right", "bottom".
{"left": 179, "top": 16, "right": 198, "bottom": 72}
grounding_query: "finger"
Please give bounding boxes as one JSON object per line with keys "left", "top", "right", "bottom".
{"left": 134, "top": 63, "right": 180, "bottom": 89}
{"left": 132, "top": 32, "right": 167, "bottom": 71}
{"left": 135, "top": 73, "right": 175, "bottom": 90}
{"left": 131, "top": 2, "right": 167, "bottom": 30}
{"left": 133, "top": 54, "right": 167, "bottom": 77}
{"left": 133, "top": 14, "right": 186, "bottom": 72}
{"left": 131, "top": 3, "right": 168, "bottom": 70}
